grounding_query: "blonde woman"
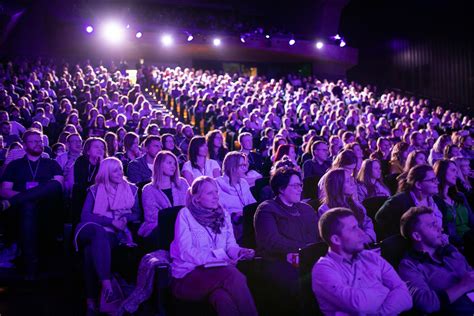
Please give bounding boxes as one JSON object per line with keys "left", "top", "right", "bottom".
{"left": 138, "top": 151, "right": 189, "bottom": 248}
{"left": 170, "top": 176, "right": 257, "bottom": 316}
{"left": 74, "top": 157, "right": 140, "bottom": 314}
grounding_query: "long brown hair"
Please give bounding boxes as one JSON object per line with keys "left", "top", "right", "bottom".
{"left": 357, "top": 159, "right": 389, "bottom": 198}
{"left": 323, "top": 168, "right": 365, "bottom": 224}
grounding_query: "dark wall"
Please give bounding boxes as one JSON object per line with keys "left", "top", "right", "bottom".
{"left": 340, "top": 0, "right": 473, "bottom": 113}
{"left": 348, "top": 38, "right": 473, "bottom": 112}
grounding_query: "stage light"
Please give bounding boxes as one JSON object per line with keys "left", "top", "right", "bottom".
{"left": 339, "top": 40, "right": 346, "bottom": 47}
{"left": 289, "top": 39, "right": 296, "bottom": 46}
{"left": 86, "top": 25, "right": 94, "bottom": 34}
{"left": 126, "top": 24, "right": 130, "bottom": 29}
{"left": 265, "top": 34, "right": 270, "bottom": 39}
{"left": 240, "top": 36, "right": 246, "bottom": 43}
{"left": 213, "top": 38, "right": 221, "bottom": 46}
{"left": 101, "top": 21, "right": 125, "bottom": 44}
{"left": 161, "top": 34, "right": 173, "bottom": 46}
{"left": 135, "top": 32, "right": 142, "bottom": 39}
{"left": 316, "top": 41, "right": 324, "bottom": 49}
{"left": 187, "top": 34, "right": 194, "bottom": 42}
{"left": 334, "top": 34, "right": 341, "bottom": 40}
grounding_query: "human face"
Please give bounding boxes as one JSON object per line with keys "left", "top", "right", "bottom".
{"left": 288, "top": 146, "right": 297, "bottom": 162}
{"left": 213, "top": 134, "right": 223, "bottom": 148}
{"left": 163, "top": 136, "right": 175, "bottom": 150}
{"left": 379, "top": 140, "right": 391, "bottom": 154}
{"left": 336, "top": 215, "right": 366, "bottom": 255}
{"left": 343, "top": 173, "right": 357, "bottom": 196}
{"left": 449, "top": 146, "right": 461, "bottom": 158}
{"left": 161, "top": 155, "right": 176, "bottom": 177}
{"left": 444, "top": 162, "right": 458, "bottom": 186}
{"left": 415, "top": 153, "right": 427, "bottom": 165}
{"left": 371, "top": 161, "right": 382, "bottom": 180}
{"left": 68, "top": 136, "right": 83, "bottom": 154}
{"left": 235, "top": 157, "right": 248, "bottom": 179}
{"left": 413, "top": 213, "right": 443, "bottom": 250}
{"left": 343, "top": 163, "right": 356, "bottom": 177}
{"left": 240, "top": 135, "right": 253, "bottom": 151}
{"left": 459, "top": 160, "right": 471, "bottom": 178}
{"left": 88, "top": 140, "right": 105, "bottom": 160}
{"left": 353, "top": 145, "right": 363, "bottom": 159}
{"left": 314, "top": 143, "right": 329, "bottom": 162}
{"left": 196, "top": 181, "right": 219, "bottom": 209}
{"left": 279, "top": 175, "right": 303, "bottom": 204}
{"left": 130, "top": 138, "right": 140, "bottom": 154}
{"left": 110, "top": 164, "right": 124, "bottom": 185}
{"left": 198, "top": 144, "right": 208, "bottom": 157}
{"left": 418, "top": 170, "right": 439, "bottom": 196}
{"left": 25, "top": 134, "right": 44, "bottom": 156}
{"left": 146, "top": 140, "right": 162, "bottom": 159}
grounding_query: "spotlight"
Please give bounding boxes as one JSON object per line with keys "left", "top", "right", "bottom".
{"left": 316, "top": 41, "right": 324, "bottom": 49}
{"left": 135, "top": 32, "right": 142, "bottom": 39}
{"left": 126, "top": 24, "right": 130, "bottom": 29}
{"left": 101, "top": 22, "right": 125, "bottom": 44}
{"left": 339, "top": 40, "right": 346, "bottom": 47}
{"left": 265, "top": 34, "right": 270, "bottom": 39}
{"left": 213, "top": 38, "right": 221, "bottom": 46}
{"left": 86, "top": 25, "right": 94, "bottom": 34}
{"left": 333, "top": 34, "right": 341, "bottom": 40}
{"left": 240, "top": 36, "right": 246, "bottom": 43}
{"left": 289, "top": 39, "right": 296, "bottom": 46}
{"left": 161, "top": 34, "right": 173, "bottom": 46}
{"left": 187, "top": 34, "right": 194, "bottom": 42}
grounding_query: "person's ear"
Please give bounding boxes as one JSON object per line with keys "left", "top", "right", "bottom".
{"left": 414, "top": 180, "right": 422, "bottom": 191}
{"left": 330, "top": 234, "right": 341, "bottom": 247}
{"left": 411, "top": 231, "right": 422, "bottom": 242}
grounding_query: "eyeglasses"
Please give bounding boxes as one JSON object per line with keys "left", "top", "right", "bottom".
{"left": 239, "top": 163, "right": 249, "bottom": 168}
{"left": 287, "top": 183, "right": 303, "bottom": 189}
{"left": 422, "top": 177, "right": 439, "bottom": 183}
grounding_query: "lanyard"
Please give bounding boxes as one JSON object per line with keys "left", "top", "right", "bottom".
{"left": 204, "top": 227, "right": 218, "bottom": 249}
{"left": 232, "top": 182, "right": 246, "bottom": 207}
{"left": 27, "top": 159, "right": 41, "bottom": 181}
{"left": 88, "top": 163, "right": 98, "bottom": 183}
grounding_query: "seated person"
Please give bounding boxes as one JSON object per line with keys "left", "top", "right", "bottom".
{"left": 398, "top": 206, "right": 474, "bottom": 315}
{"left": 376, "top": 164, "right": 443, "bottom": 240}
{"left": 433, "top": 159, "right": 474, "bottom": 264}
{"left": 238, "top": 132, "right": 264, "bottom": 175}
{"left": 72, "top": 137, "right": 106, "bottom": 225}
{"left": 319, "top": 168, "right": 376, "bottom": 243}
{"left": 127, "top": 135, "right": 162, "bottom": 184}
{"left": 0, "top": 129, "right": 63, "bottom": 279}
{"left": 254, "top": 167, "right": 320, "bottom": 313}
{"left": 74, "top": 157, "right": 140, "bottom": 314}
{"left": 318, "top": 149, "right": 358, "bottom": 200}
{"left": 170, "top": 176, "right": 257, "bottom": 316}
{"left": 313, "top": 208, "right": 412, "bottom": 315}
{"left": 302, "top": 140, "right": 331, "bottom": 180}
{"left": 181, "top": 136, "right": 220, "bottom": 185}
{"left": 216, "top": 151, "right": 256, "bottom": 242}
{"left": 138, "top": 151, "right": 189, "bottom": 250}
{"left": 356, "top": 158, "right": 391, "bottom": 202}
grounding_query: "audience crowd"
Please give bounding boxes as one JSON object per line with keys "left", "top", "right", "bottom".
{"left": 0, "top": 59, "right": 473, "bottom": 315}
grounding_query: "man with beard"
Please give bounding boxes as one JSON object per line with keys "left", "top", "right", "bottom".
{"left": 0, "top": 128, "right": 63, "bottom": 279}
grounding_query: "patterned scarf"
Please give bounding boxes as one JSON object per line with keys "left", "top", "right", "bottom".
{"left": 186, "top": 190, "right": 225, "bottom": 234}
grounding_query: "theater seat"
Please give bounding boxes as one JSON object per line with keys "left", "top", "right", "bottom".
{"left": 302, "top": 176, "right": 320, "bottom": 200}
{"left": 299, "top": 242, "right": 328, "bottom": 316}
{"left": 157, "top": 206, "right": 185, "bottom": 251}
{"left": 380, "top": 234, "right": 409, "bottom": 269}
{"left": 241, "top": 202, "right": 259, "bottom": 248}
{"left": 362, "top": 196, "right": 389, "bottom": 222}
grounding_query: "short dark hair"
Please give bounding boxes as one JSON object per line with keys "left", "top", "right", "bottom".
{"left": 400, "top": 206, "right": 433, "bottom": 240}
{"left": 144, "top": 135, "right": 161, "bottom": 147}
{"left": 318, "top": 207, "right": 355, "bottom": 245}
{"left": 270, "top": 167, "right": 301, "bottom": 195}
{"left": 22, "top": 128, "right": 42, "bottom": 143}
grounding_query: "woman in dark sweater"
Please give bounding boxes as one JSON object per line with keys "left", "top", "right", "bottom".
{"left": 254, "top": 167, "right": 320, "bottom": 314}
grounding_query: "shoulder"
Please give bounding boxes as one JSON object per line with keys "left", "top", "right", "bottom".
{"left": 207, "top": 159, "right": 220, "bottom": 168}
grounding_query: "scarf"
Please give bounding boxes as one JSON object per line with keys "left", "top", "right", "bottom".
{"left": 186, "top": 190, "right": 225, "bottom": 234}
{"left": 93, "top": 182, "right": 135, "bottom": 219}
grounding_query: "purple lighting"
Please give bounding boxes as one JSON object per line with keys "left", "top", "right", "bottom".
{"left": 86, "top": 25, "right": 94, "bottom": 33}
{"left": 289, "top": 39, "right": 295, "bottom": 46}
{"left": 135, "top": 32, "right": 142, "bottom": 39}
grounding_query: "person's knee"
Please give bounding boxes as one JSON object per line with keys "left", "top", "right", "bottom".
{"left": 224, "top": 267, "right": 247, "bottom": 287}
